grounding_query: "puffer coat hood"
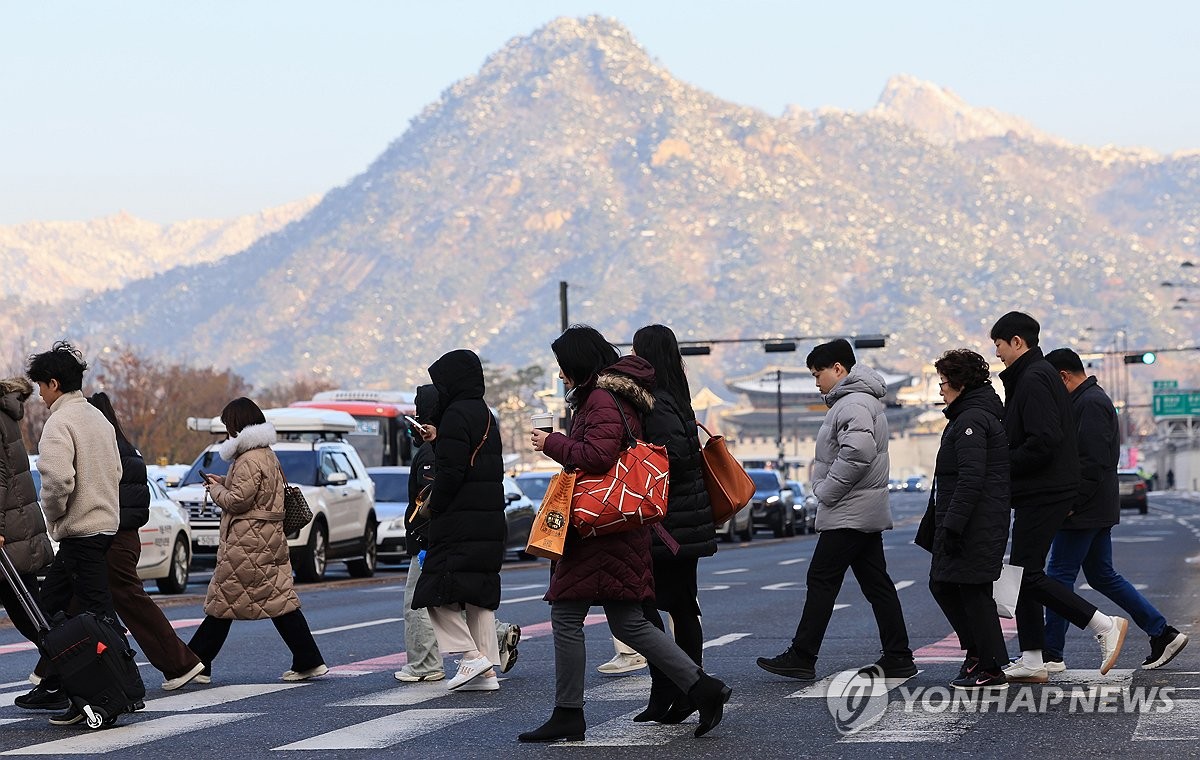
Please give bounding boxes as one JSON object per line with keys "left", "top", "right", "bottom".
{"left": 204, "top": 422, "right": 300, "bottom": 620}
{"left": 812, "top": 363, "right": 893, "bottom": 532}
{"left": 930, "top": 384, "right": 1010, "bottom": 584}
{"left": 543, "top": 356, "right": 658, "bottom": 603}
{"left": 1062, "top": 377, "right": 1120, "bottom": 529}
{"left": 0, "top": 377, "right": 53, "bottom": 575}
{"left": 428, "top": 349, "right": 485, "bottom": 423}
{"left": 116, "top": 438, "right": 151, "bottom": 531}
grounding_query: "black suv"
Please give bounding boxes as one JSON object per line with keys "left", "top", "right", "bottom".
{"left": 746, "top": 469, "right": 795, "bottom": 538}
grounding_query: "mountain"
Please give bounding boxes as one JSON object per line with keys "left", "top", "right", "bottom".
{"left": 11, "top": 16, "right": 1198, "bottom": 394}
{"left": 0, "top": 198, "right": 317, "bottom": 305}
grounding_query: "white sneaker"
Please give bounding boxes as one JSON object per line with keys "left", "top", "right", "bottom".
{"left": 1002, "top": 660, "right": 1049, "bottom": 683}
{"left": 161, "top": 662, "right": 207, "bottom": 691}
{"left": 455, "top": 671, "right": 500, "bottom": 692}
{"left": 193, "top": 674, "right": 211, "bottom": 685}
{"left": 447, "top": 655, "right": 493, "bottom": 690}
{"left": 1043, "top": 659, "right": 1067, "bottom": 673}
{"left": 393, "top": 669, "right": 445, "bottom": 683}
{"left": 596, "top": 652, "right": 648, "bottom": 675}
{"left": 1098, "top": 616, "right": 1129, "bottom": 675}
{"left": 282, "top": 664, "right": 329, "bottom": 682}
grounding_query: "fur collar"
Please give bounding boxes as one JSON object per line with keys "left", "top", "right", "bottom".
{"left": 219, "top": 422, "right": 277, "bottom": 461}
{"left": 596, "top": 372, "right": 655, "bottom": 414}
{"left": 0, "top": 377, "right": 32, "bottom": 399}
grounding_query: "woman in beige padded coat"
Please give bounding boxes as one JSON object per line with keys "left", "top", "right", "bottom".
{"left": 186, "top": 397, "right": 327, "bottom": 683}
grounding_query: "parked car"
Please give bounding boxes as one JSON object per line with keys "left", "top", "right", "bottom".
{"left": 503, "top": 475, "right": 538, "bottom": 560}
{"left": 888, "top": 478, "right": 905, "bottom": 492}
{"left": 172, "top": 408, "right": 377, "bottom": 582}
{"left": 514, "top": 470, "right": 557, "bottom": 506}
{"left": 32, "top": 464, "right": 192, "bottom": 594}
{"left": 367, "top": 466, "right": 410, "bottom": 565}
{"left": 904, "top": 475, "right": 929, "bottom": 492}
{"left": 716, "top": 499, "right": 754, "bottom": 543}
{"left": 746, "top": 468, "right": 795, "bottom": 537}
{"left": 1117, "top": 469, "right": 1149, "bottom": 514}
{"left": 787, "top": 480, "right": 816, "bottom": 534}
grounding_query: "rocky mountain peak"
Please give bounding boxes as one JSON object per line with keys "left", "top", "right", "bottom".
{"left": 869, "top": 74, "right": 1051, "bottom": 145}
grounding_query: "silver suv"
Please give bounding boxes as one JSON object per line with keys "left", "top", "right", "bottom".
{"left": 173, "top": 408, "right": 377, "bottom": 582}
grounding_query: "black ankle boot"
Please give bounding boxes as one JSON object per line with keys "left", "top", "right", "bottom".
{"left": 518, "top": 707, "right": 586, "bottom": 743}
{"left": 633, "top": 672, "right": 681, "bottom": 722}
{"left": 688, "top": 673, "right": 732, "bottom": 738}
{"left": 657, "top": 695, "right": 696, "bottom": 724}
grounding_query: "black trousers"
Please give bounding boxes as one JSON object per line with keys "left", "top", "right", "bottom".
{"left": 791, "top": 529, "right": 912, "bottom": 662}
{"left": 1010, "top": 503, "right": 1096, "bottom": 651}
{"left": 187, "top": 610, "right": 324, "bottom": 673}
{"left": 929, "top": 579, "right": 1008, "bottom": 671}
{"left": 40, "top": 535, "right": 116, "bottom": 621}
{"left": 642, "top": 556, "right": 704, "bottom": 705}
{"left": 0, "top": 571, "right": 44, "bottom": 645}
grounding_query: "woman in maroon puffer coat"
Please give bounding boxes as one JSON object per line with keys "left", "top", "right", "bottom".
{"left": 520, "top": 325, "right": 731, "bottom": 744}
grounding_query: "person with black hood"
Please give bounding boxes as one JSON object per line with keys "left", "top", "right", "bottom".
{"left": 990, "top": 311, "right": 1128, "bottom": 682}
{"left": 923, "top": 349, "right": 1011, "bottom": 690}
{"left": 1042, "top": 348, "right": 1188, "bottom": 671}
{"left": 0, "top": 377, "right": 54, "bottom": 647}
{"left": 628, "top": 324, "right": 718, "bottom": 723}
{"left": 410, "top": 350, "right": 508, "bottom": 692}
{"left": 522, "top": 325, "right": 731, "bottom": 743}
{"left": 395, "top": 383, "right": 521, "bottom": 685}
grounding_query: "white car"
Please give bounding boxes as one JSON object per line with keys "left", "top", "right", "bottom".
{"left": 172, "top": 408, "right": 377, "bottom": 582}
{"left": 31, "top": 462, "right": 192, "bottom": 594}
{"left": 367, "top": 466, "right": 409, "bottom": 565}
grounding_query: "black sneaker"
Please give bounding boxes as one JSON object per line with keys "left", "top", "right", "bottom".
{"left": 861, "top": 655, "right": 918, "bottom": 679}
{"left": 952, "top": 669, "right": 1008, "bottom": 690}
{"left": 956, "top": 656, "right": 980, "bottom": 681}
{"left": 15, "top": 685, "right": 70, "bottom": 711}
{"left": 756, "top": 648, "right": 816, "bottom": 680}
{"left": 1143, "top": 626, "right": 1190, "bottom": 670}
{"left": 48, "top": 705, "right": 84, "bottom": 726}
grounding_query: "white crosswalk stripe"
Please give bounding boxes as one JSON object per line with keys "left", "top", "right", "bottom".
{"left": 140, "top": 683, "right": 307, "bottom": 712}
{"left": 552, "top": 707, "right": 699, "bottom": 747}
{"left": 0, "top": 713, "right": 259, "bottom": 755}
{"left": 272, "top": 707, "right": 499, "bottom": 750}
{"left": 1133, "top": 698, "right": 1200, "bottom": 741}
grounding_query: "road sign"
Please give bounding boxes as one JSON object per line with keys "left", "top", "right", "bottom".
{"left": 1153, "top": 391, "right": 1200, "bottom": 417}
{"left": 1153, "top": 380, "right": 1178, "bottom": 391}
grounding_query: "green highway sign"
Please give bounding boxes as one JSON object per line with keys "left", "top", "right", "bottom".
{"left": 1153, "top": 391, "right": 1200, "bottom": 417}
{"left": 1153, "top": 380, "right": 1178, "bottom": 391}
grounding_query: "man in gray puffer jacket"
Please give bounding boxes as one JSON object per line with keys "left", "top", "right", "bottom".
{"left": 757, "top": 339, "right": 914, "bottom": 681}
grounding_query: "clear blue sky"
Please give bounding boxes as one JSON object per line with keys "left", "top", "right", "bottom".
{"left": 2, "top": 1, "right": 1196, "bottom": 224}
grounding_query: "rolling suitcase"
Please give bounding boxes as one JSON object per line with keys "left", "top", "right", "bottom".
{"left": 0, "top": 547, "right": 145, "bottom": 729}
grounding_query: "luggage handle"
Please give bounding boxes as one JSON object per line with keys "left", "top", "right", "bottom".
{"left": 0, "top": 547, "right": 50, "bottom": 632}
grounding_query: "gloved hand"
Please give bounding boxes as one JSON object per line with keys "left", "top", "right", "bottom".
{"left": 937, "top": 527, "right": 965, "bottom": 558}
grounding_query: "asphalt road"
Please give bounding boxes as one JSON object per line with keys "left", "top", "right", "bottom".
{"left": 0, "top": 491, "right": 1197, "bottom": 758}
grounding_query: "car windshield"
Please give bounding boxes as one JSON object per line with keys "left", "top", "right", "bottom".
{"left": 516, "top": 474, "right": 554, "bottom": 503}
{"left": 370, "top": 472, "right": 409, "bottom": 502}
{"left": 750, "top": 471, "right": 780, "bottom": 491}
{"left": 179, "top": 449, "right": 319, "bottom": 486}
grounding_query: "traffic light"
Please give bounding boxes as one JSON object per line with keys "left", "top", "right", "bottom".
{"left": 679, "top": 345, "right": 712, "bottom": 356}
{"left": 1123, "top": 352, "right": 1157, "bottom": 365}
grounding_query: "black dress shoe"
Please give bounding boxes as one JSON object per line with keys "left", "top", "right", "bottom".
{"left": 518, "top": 707, "right": 586, "bottom": 743}
{"left": 633, "top": 676, "right": 681, "bottom": 722}
{"left": 656, "top": 696, "right": 697, "bottom": 724}
{"left": 860, "top": 655, "right": 917, "bottom": 679}
{"left": 756, "top": 648, "right": 816, "bottom": 680}
{"left": 688, "top": 673, "right": 732, "bottom": 738}
{"left": 15, "top": 685, "right": 70, "bottom": 711}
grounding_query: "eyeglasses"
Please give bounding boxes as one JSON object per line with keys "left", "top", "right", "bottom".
{"left": 938, "top": 380, "right": 951, "bottom": 388}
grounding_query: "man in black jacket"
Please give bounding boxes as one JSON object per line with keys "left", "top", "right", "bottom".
{"left": 991, "top": 312, "right": 1127, "bottom": 682}
{"left": 1042, "top": 349, "right": 1188, "bottom": 670}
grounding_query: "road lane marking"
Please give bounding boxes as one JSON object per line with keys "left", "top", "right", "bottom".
{"left": 703, "top": 633, "right": 751, "bottom": 648}
{"left": 762, "top": 582, "right": 801, "bottom": 591}
{"left": 1111, "top": 537, "right": 1164, "bottom": 543}
{"left": 506, "top": 583, "right": 548, "bottom": 591}
{"left": 834, "top": 604, "right": 851, "bottom": 611}
{"left": 893, "top": 581, "right": 915, "bottom": 591}
{"left": 333, "top": 681, "right": 473, "bottom": 706}
{"left": 778, "top": 558, "right": 808, "bottom": 565}
{"left": 1080, "top": 583, "right": 1148, "bottom": 591}
{"left": 500, "top": 594, "right": 546, "bottom": 604}
{"left": 787, "top": 670, "right": 920, "bottom": 698}
{"left": 312, "top": 618, "right": 402, "bottom": 635}
{"left": 841, "top": 700, "right": 977, "bottom": 743}
{"left": 559, "top": 707, "right": 701, "bottom": 746}
{"left": 272, "top": 708, "right": 499, "bottom": 750}
{"left": 713, "top": 568, "right": 749, "bottom": 575}
{"left": 699, "top": 585, "right": 731, "bottom": 591}
{"left": 0, "top": 713, "right": 260, "bottom": 755}
{"left": 1133, "top": 699, "right": 1200, "bottom": 740}
{"left": 141, "top": 683, "right": 306, "bottom": 712}
{"left": 585, "top": 675, "right": 652, "bottom": 701}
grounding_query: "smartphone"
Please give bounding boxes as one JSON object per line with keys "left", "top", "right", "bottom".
{"left": 403, "top": 415, "right": 422, "bottom": 428}
{"left": 198, "top": 469, "right": 210, "bottom": 481}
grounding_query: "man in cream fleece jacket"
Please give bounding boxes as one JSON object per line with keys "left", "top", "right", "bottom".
{"left": 27, "top": 342, "right": 120, "bottom": 621}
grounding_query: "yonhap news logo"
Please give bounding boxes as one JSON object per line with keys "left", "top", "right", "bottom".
{"left": 825, "top": 666, "right": 890, "bottom": 735}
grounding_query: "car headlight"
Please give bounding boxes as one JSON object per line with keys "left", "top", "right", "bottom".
{"left": 766, "top": 495, "right": 779, "bottom": 504}
{"left": 387, "top": 517, "right": 406, "bottom": 532}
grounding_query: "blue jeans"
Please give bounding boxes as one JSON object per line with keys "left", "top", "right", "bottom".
{"left": 1044, "top": 527, "right": 1166, "bottom": 660}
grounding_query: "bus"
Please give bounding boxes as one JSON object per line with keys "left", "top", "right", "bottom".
{"left": 291, "top": 390, "right": 417, "bottom": 467}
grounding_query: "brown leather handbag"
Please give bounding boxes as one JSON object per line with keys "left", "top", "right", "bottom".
{"left": 697, "top": 421, "right": 755, "bottom": 526}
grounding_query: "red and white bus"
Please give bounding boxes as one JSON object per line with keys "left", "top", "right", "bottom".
{"left": 291, "top": 390, "right": 417, "bottom": 467}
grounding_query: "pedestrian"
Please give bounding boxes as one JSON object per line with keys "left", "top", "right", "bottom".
{"left": 409, "top": 350, "right": 508, "bottom": 692}
{"left": 187, "top": 397, "right": 327, "bottom": 683}
{"left": 629, "top": 324, "right": 718, "bottom": 722}
{"left": 394, "top": 383, "right": 521, "bottom": 685}
{"left": 757, "top": 339, "right": 915, "bottom": 682}
{"left": 924, "top": 349, "right": 1011, "bottom": 690}
{"left": 990, "top": 312, "right": 1127, "bottom": 682}
{"left": 1042, "top": 348, "right": 1188, "bottom": 670}
{"left": 0, "top": 377, "right": 54, "bottom": 648}
{"left": 21, "top": 341, "right": 127, "bottom": 725}
{"left": 522, "top": 325, "right": 730, "bottom": 743}
{"left": 1167, "top": 469, "right": 1175, "bottom": 490}
{"left": 19, "top": 393, "right": 206, "bottom": 708}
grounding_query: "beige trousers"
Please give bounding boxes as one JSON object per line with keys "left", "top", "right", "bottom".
{"left": 428, "top": 603, "right": 501, "bottom": 667}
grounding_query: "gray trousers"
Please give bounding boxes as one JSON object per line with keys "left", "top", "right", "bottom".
{"left": 402, "top": 557, "right": 510, "bottom": 676}
{"left": 551, "top": 600, "right": 701, "bottom": 709}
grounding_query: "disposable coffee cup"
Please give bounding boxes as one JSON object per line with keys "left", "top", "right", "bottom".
{"left": 531, "top": 412, "right": 554, "bottom": 433}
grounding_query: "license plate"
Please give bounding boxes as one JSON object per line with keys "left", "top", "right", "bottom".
{"left": 196, "top": 534, "right": 220, "bottom": 547}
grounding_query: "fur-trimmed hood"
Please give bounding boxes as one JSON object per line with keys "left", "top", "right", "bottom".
{"left": 0, "top": 377, "right": 33, "bottom": 422}
{"left": 595, "top": 356, "right": 656, "bottom": 414}
{"left": 219, "top": 422, "right": 277, "bottom": 461}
